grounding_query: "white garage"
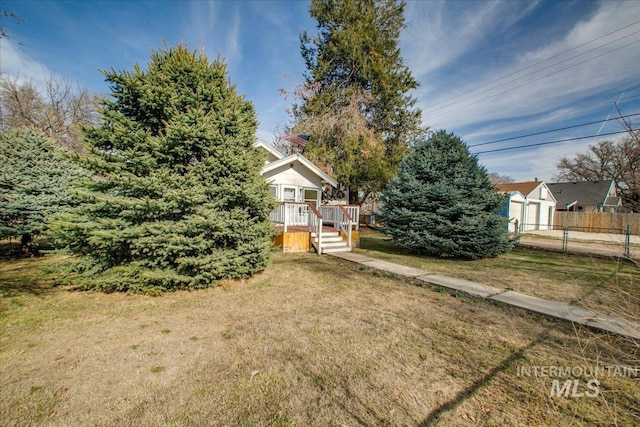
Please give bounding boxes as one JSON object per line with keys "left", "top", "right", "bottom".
{"left": 496, "top": 181, "right": 557, "bottom": 232}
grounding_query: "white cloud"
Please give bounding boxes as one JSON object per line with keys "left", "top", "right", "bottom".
{"left": 417, "top": 1, "right": 640, "bottom": 133}
{"left": 402, "top": 0, "right": 539, "bottom": 78}
{"left": 186, "top": 1, "right": 242, "bottom": 70}
{"left": 0, "top": 39, "right": 53, "bottom": 87}
{"left": 478, "top": 135, "right": 603, "bottom": 183}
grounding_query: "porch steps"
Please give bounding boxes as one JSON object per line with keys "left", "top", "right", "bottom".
{"left": 311, "top": 231, "right": 352, "bottom": 254}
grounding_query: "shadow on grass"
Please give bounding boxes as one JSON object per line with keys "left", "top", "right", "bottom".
{"left": 272, "top": 252, "right": 366, "bottom": 284}
{"left": 418, "top": 327, "right": 550, "bottom": 426}
{"left": 0, "top": 257, "right": 56, "bottom": 298}
{"left": 358, "top": 230, "right": 481, "bottom": 263}
{"left": 358, "top": 232, "right": 414, "bottom": 256}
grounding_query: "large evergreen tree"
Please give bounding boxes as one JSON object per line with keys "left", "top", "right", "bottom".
{"left": 291, "top": 0, "right": 424, "bottom": 204}
{"left": 50, "top": 45, "right": 276, "bottom": 293}
{"left": 379, "top": 130, "right": 511, "bottom": 259}
{"left": 0, "top": 128, "right": 86, "bottom": 252}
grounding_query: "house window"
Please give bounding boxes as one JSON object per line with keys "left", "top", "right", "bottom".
{"left": 269, "top": 185, "right": 277, "bottom": 200}
{"left": 304, "top": 189, "right": 318, "bottom": 207}
{"left": 283, "top": 187, "right": 296, "bottom": 202}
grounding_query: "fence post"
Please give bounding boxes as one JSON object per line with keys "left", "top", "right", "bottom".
{"left": 562, "top": 227, "right": 569, "bottom": 252}
{"left": 625, "top": 224, "right": 631, "bottom": 258}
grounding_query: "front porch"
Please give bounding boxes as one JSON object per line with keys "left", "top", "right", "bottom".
{"left": 271, "top": 203, "right": 360, "bottom": 254}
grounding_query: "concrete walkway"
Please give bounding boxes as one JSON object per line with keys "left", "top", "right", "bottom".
{"left": 329, "top": 252, "right": 640, "bottom": 340}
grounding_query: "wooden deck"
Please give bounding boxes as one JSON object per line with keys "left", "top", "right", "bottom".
{"left": 271, "top": 204, "right": 361, "bottom": 253}
{"left": 273, "top": 225, "right": 360, "bottom": 253}
{"left": 274, "top": 225, "right": 337, "bottom": 234}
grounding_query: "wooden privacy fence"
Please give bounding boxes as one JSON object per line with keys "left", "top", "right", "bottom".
{"left": 554, "top": 212, "right": 640, "bottom": 234}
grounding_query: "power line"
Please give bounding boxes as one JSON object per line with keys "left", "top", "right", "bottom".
{"left": 434, "top": 88, "right": 640, "bottom": 136}
{"left": 473, "top": 130, "right": 632, "bottom": 155}
{"left": 427, "top": 38, "right": 640, "bottom": 120}
{"left": 425, "top": 29, "right": 640, "bottom": 116}
{"left": 422, "top": 19, "right": 640, "bottom": 114}
{"left": 469, "top": 112, "right": 640, "bottom": 147}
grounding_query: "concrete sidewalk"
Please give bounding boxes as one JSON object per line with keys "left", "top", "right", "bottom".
{"left": 329, "top": 252, "right": 640, "bottom": 340}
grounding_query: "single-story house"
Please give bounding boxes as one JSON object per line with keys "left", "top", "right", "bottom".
{"left": 546, "top": 180, "right": 621, "bottom": 213}
{"left": 254, "top": 139, "right": 337, "bottom": 207}
{"left": 495, "top": 181, "right": 557, "bottom": 232}
{"left": 253, "top": 140, "right": 358, "bottom": 254}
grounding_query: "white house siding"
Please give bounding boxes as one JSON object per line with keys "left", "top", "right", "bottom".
{"left": 523, "top": 199, "right": 555, "bottom": 231}
{"left": 261, "top": 162, "right": 323, "bottom": 205}
{"left": 498, "top": 182, "right": 557, "bottom": 232}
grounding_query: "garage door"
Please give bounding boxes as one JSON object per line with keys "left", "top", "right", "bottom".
{"left": 526, "top": 202, "right": 540, "bottom": 231}
{"left": 510, "top": 201, "right": 523, "bottom": 232}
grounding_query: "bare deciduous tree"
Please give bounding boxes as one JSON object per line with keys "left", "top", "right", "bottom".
{"left": 554, "top": 136, "right": 640, "bottom": 211}
{"left": 488, "top": 172, "right": 515, "bottom": 185}
{"left": 0, "top": 75, "right": 99, "bottom": 151}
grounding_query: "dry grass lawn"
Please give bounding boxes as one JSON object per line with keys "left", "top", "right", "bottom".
{"left": 1, "top": 251, "right": 639, "bottom": 426}
{"left": 356, "top": 229, "right": 640, "bottom": 323}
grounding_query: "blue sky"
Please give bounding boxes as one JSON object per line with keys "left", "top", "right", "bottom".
{"left": 2, "top": 0, "right": 639, "bottom": 183}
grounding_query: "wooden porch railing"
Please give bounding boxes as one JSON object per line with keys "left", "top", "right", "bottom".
{"left": 338, "top": 205, "right": 352, "bottom": 248}
{"left": 319, "top": 205, "right": 360, "bottom": 231}
{"left": 307, "top": 203, "right": 323, "bottom": 255}
{"left": 270, "top": 202, "right": 309, "bottom": 232}
{"left": 270, "top": 202, "right": 360, "bottom": 253}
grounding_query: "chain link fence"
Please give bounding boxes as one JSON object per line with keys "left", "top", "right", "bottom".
{"left": 513, "top": 220, "right": 639, "bottom": 260}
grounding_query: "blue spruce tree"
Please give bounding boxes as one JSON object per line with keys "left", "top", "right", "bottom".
{"left": 0, "top": 129, "right": 87, "bottom": 254}
{"left": 379, "top": 130, "right": 511, "bottom": 259}
{"left": 50, "top": 45, "right": 277, "bottom": 293}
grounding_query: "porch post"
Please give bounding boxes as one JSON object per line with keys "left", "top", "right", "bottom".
{"left": 283, "top": 203, "right": 288, "bottom": 233}
{"left": 318, "top": 218, "right": 323, "bottom": 255}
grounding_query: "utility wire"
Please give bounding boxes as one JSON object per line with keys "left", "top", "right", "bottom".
{"left": 473, "top": 130, "right": 631, "bottom": 154}
{"left": 422, "top": 19, "right": 640, "bottom": 113}
{"left": 425, "top": 29, "right": 640, "bottom": 115}
{"left": 468, "top": 112, "right": 640, "bottom": 147}
{"left": 427, "top": 39, "right": 640, "bottom": 120}
{"left": 435, "top": 89, "right": 640, "bottom": 136}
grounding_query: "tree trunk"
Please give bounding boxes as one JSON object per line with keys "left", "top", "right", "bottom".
{"left": 20, "top": 232, "right": 38, "bottom": 256}
{"left": 348, "top": 187, "right": 359, "bottom": 205}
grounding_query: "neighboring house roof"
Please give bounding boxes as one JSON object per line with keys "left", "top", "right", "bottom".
{"left": 547, "top": 180, "right": 618, "bottom": 209}
{"left": 261, "top": 154, "right": 338, "bottom": 188}
{"left": 495, "top": 181, "right": 542, "bottom": 196}
{"left": 604, "top": 196, "right": 622, "bottom": 207}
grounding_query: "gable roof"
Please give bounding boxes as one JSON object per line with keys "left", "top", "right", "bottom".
{"left": 495, "top": 181, "right": 542, "bottom": 197}
{"left": 253, "top": 139, "right": 285, "bottom": 161}
{"left": 547, "top": 180, "right": 616, "bottom": 208}
{"left": 261, "top": 154, "right": 338, "bottom": 188}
